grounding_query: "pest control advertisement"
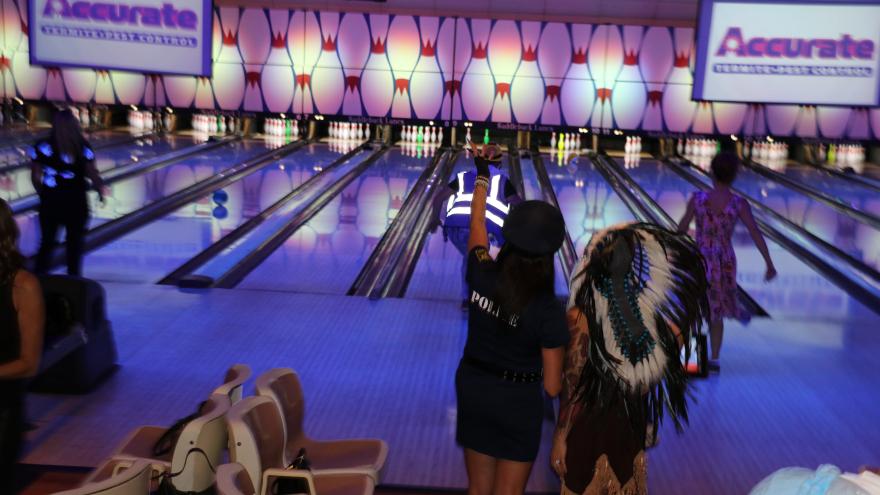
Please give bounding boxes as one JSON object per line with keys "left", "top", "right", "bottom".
{"left": 30, "top": 0, "right": 212, "bottom": 76}
{"left": 693, "top": 1, "right": 880, "bottom": 106}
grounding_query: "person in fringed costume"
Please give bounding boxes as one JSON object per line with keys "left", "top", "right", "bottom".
{"left": 551, "top": 223, "right": 710, "bottom": 494}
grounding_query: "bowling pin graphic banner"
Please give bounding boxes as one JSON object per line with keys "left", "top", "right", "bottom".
{"left": 693, "top": 0, "right": 880, "bottom": 106}
{"left": 4, "top": 2, "right": 880, "bottom": 139}
{"left": 28, "top": 0, "right": 212, "bottom": 75}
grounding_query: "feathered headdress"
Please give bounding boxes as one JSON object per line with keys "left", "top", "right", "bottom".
{"left": 568, "top": 222, "right": 710, "bottom": 436}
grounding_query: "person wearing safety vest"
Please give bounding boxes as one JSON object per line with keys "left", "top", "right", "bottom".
{"left": 434, "top": 142, "right": 521, "bottom": 309}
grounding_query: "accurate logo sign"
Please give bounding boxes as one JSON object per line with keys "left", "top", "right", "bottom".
{"left": 30, "top": 0, "right": 212, "bottom": 76}
{"left": 693, "top": 1, "right": 880, "bottom": 106}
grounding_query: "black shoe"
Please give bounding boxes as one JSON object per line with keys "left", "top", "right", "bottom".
{"left": 708, "top": 360, "right": 721, "bottom": 373}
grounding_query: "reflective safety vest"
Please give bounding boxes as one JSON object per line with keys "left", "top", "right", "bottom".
{"left": 444, "top": 171, "right": 511, "bottom": 237}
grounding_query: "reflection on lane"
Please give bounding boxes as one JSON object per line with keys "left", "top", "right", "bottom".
{"left": 753, "top": 160, "right": 880, "bottom": 218}
{"left": 689, "top": 160, "right": 880, "bottom": 271}
{"left": 623, "top": 159, "right": 861, "bottom": 318}
{"left": 238, "top": 147, "right": 425, "bottom": 295}
{"left": 0, "top": 134, "right": 195, "bottom": 202}
{"left": 405, "top": 153, "right": 469, "bottom": 301}
{"left": 16, "top": 139, "right": 269, "bottom": 257}
{"left": 76, "top": 144, "right": 344, "bottom": 284}
{"left": 0, "top": 128, "right": 139, "bottom": 167}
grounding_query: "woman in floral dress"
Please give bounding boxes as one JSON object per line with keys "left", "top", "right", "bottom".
{"left": 678, "top": 152, "right": 776, "bottom": 371}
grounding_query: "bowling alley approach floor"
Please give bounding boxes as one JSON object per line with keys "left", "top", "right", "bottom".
{"left": 21, "top": 282, "right": 880, "bottom": 494}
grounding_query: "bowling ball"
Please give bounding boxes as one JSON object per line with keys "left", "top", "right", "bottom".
{"left": 213, "top": 205, "right": 228, "bottom": 219}
{"left": 212, "top": 190, "right": 229, "bottom": 205}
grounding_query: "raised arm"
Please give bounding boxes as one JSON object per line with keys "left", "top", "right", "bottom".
{"left": 467, "top": 142, "right": 490, "bottom": 253}
{"left": 677, "top": 195, "right": 696, "bottom": 234}
{"left": 737, "top": 199, "right": 776, "bottom": 281}
{"left": 0, "top": 272, "right": 45, "bottom": 379}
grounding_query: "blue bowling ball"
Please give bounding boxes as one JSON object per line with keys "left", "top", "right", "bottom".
{"left": 213, "top": 205, "right": 228, "bottom": 219}
{"left": 213, "top": 190, "right": 229, "bottom": 205}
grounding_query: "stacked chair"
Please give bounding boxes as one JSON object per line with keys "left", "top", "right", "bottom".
{"left": 53, "top": 365, "right": 388, "bottom": 495}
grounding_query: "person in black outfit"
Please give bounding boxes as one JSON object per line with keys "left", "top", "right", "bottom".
{"left": 456, "top": 142, "right": 569, "bottom": 495}
{"left": 30, "top": 108, "right": 105, "bottom": 276}
{"left": 0, "top": 198, "right": 45, "bottom": 494}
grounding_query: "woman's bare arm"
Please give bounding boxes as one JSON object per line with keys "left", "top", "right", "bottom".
{"left": 737, "top": 199, "right": 776, "bottom": 280}
{"left": 677, "top": 195, "right": 696, "bottom": 234}
{"left": 0, "top": 271, "right": 45, "bottom": 379}
{"left": 555, "top": 308, "right": 589, "bottom": 441}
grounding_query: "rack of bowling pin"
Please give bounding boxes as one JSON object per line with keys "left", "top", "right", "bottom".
{"left": 193, "top": 113, "right": 240, "bottom": 135}
{"left": 821, "top": 143, "right": 866, "bottom": 171}
{"left": 622, "top": 136, "right": 643, "bottom": 168}
{"left": 127, "top": 110, "right": 164, "bottom": 131}
{"left": 326, "top": 122, "right": 368, "bottom": 154}
{"left": 264, "top": 118, "right": 301, "bottom": 138}
{"left": 744, "top": 140, "right": 788, "bottom": 163}
{"left": 679, "top": 138, "right": 720, "bottom": 160}
{"left": 549, "top": 132, "right": 582, "bottom": 152}
{"left": 401, "top": 125, "right": 443, "bottom": 146}
{"left": 70, "top": 105, "right": 98, "bottom": 129}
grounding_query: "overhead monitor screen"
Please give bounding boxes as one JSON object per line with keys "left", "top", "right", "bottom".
{"left": 30, "top": 0, "right": 212, "bottom": 76}
{"left": 693, "top": 0, "right": 880, "bottom": 106}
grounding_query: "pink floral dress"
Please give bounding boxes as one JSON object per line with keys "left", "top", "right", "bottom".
{"left": 693, "top": 191, "right": 745, "bottom": 321}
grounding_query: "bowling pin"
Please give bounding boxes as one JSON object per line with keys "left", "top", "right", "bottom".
{"left": 713, "top": 103, "right": 747, "bottom": 135}
{"left": 290, "top": 11, "right": 322, "bottom": 115}
{"left": 692, "top": 102, "right": 714, "bottom": 135}
{"left": 611, "top": 26, "right": 647, "bottom": 130}
{"left": 766, "top": 104, "right": 799, "bottom": 136}
{"left": 550, "top": 132, "right": 557, "bottom": 149}
{"left": 213, "top": 7, "right": 245, "bottom": 110}
{"left": 365, "top": 124, "right": 371, "bottom": 140}
{"left": 488, "top": 20, "right": 520, "bottom": 123}
{"left": 62, "top": 68, "right": 97, "bottom": 103}
{"left": 588, "top": 25, "right": 623, "bottom": 131}
{"left": 796, "top": 105, "right": 818, "bottom": 138}
{"left": 537, "top": 22, "right": 571, "bottom": 126}
{"left": 511, "top": 21, "right": 543, "bottom": 125}
{"left": 337, "top": 13, "right": 371, "bottom": 116}
{"left": 386, "top": 15, "right": 420, "bottom": 118}
{"left": 817, "top": 106, "right": 851, "bottom": 139}
{"left": 262, "top": 9, "right": 294, "bottom": 113}
{"left": 312, "top": 12, "right": 345, "bottom": 115}
{"left": 437, "top": 127, "right": 442, "bottom": 145}
{"left": 461, "top": 19, "right": 494, "bottom": 122}
{"left": 437, "top": 18, "right": 463, "bottom": 121}
{"left": 411, "top": 16, "right": 443, "bottom": 120}
{"left": 662, "top": 28, "right": 696, "bottom": 133}
{"left": 11, "top": 0, "right": 47, "bottom": 101}
{"left": 361, "top": 14, "right": 394, "bottom": 117}
{"left": 239, "top": 8, "right": 271, "bottom": 112}
{"left": 561, "top": 24, "right": 594, "bottom": 128}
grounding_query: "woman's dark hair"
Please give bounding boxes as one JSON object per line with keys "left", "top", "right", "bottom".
{"left": 52, "top": 108, "right": 85, "bottom": 160}
{"left": 495, "top": 244, "right": 555, "bottom": 318}
{"left": 710, "top": 152, "right": 739, "bottom": 184}
{"left": 0, "top": 198, "right": 24, "bottom": 286}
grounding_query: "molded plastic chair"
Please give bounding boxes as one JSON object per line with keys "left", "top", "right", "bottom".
{"left": 255, "top": 368, "right": 388, "bottom": 482}
{"left": 88, "top": 393, "right": 230, "bottom": 492}
{"left": 226, "top": 396, "right": 373, "bottom": 495}
{"left": 216, "top": 462, "right": 257, "bottom": 495}
{"left": 214, "top": 363, "right": 252, "bottom": 403}
{"left": 53, "top": 459, "right": 154, "bottom": 495}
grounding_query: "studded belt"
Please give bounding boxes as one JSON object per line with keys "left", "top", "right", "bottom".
{"left": 462, "top": 355, "right": 543, "bottom": 383}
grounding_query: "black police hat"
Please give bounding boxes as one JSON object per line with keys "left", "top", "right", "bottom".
{"left": 502, "top": 200, "right": 565, "bottom": 256}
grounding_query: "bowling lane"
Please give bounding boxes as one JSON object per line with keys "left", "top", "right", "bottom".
{"left": 543, "top": 153, "right": 641, "bottom": 296}
{"left": 76, "top": 143, "right": 343, "bottom": 284}
{"left": 0, "top": 128, "right": 141, "bottom": 167}
{"left": 237, "top": 147, "right": 426, "bottom": 295}
{"left": 404, "top": 152, "right": 471, "bottom": 301}
{"left": 15, "top": 139, "right": 270, "bottom": 257}
{"left": 752, "top": 160, "right": 880, "bottom": 217}
{"left": 690, "top": 162, "right": 880, "bottom": 271}
{"left": 622, "top": 159, "right": 865, "bottom": 318}
{"left": 0, "top": 134, "right": 196, "bottom": 202}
